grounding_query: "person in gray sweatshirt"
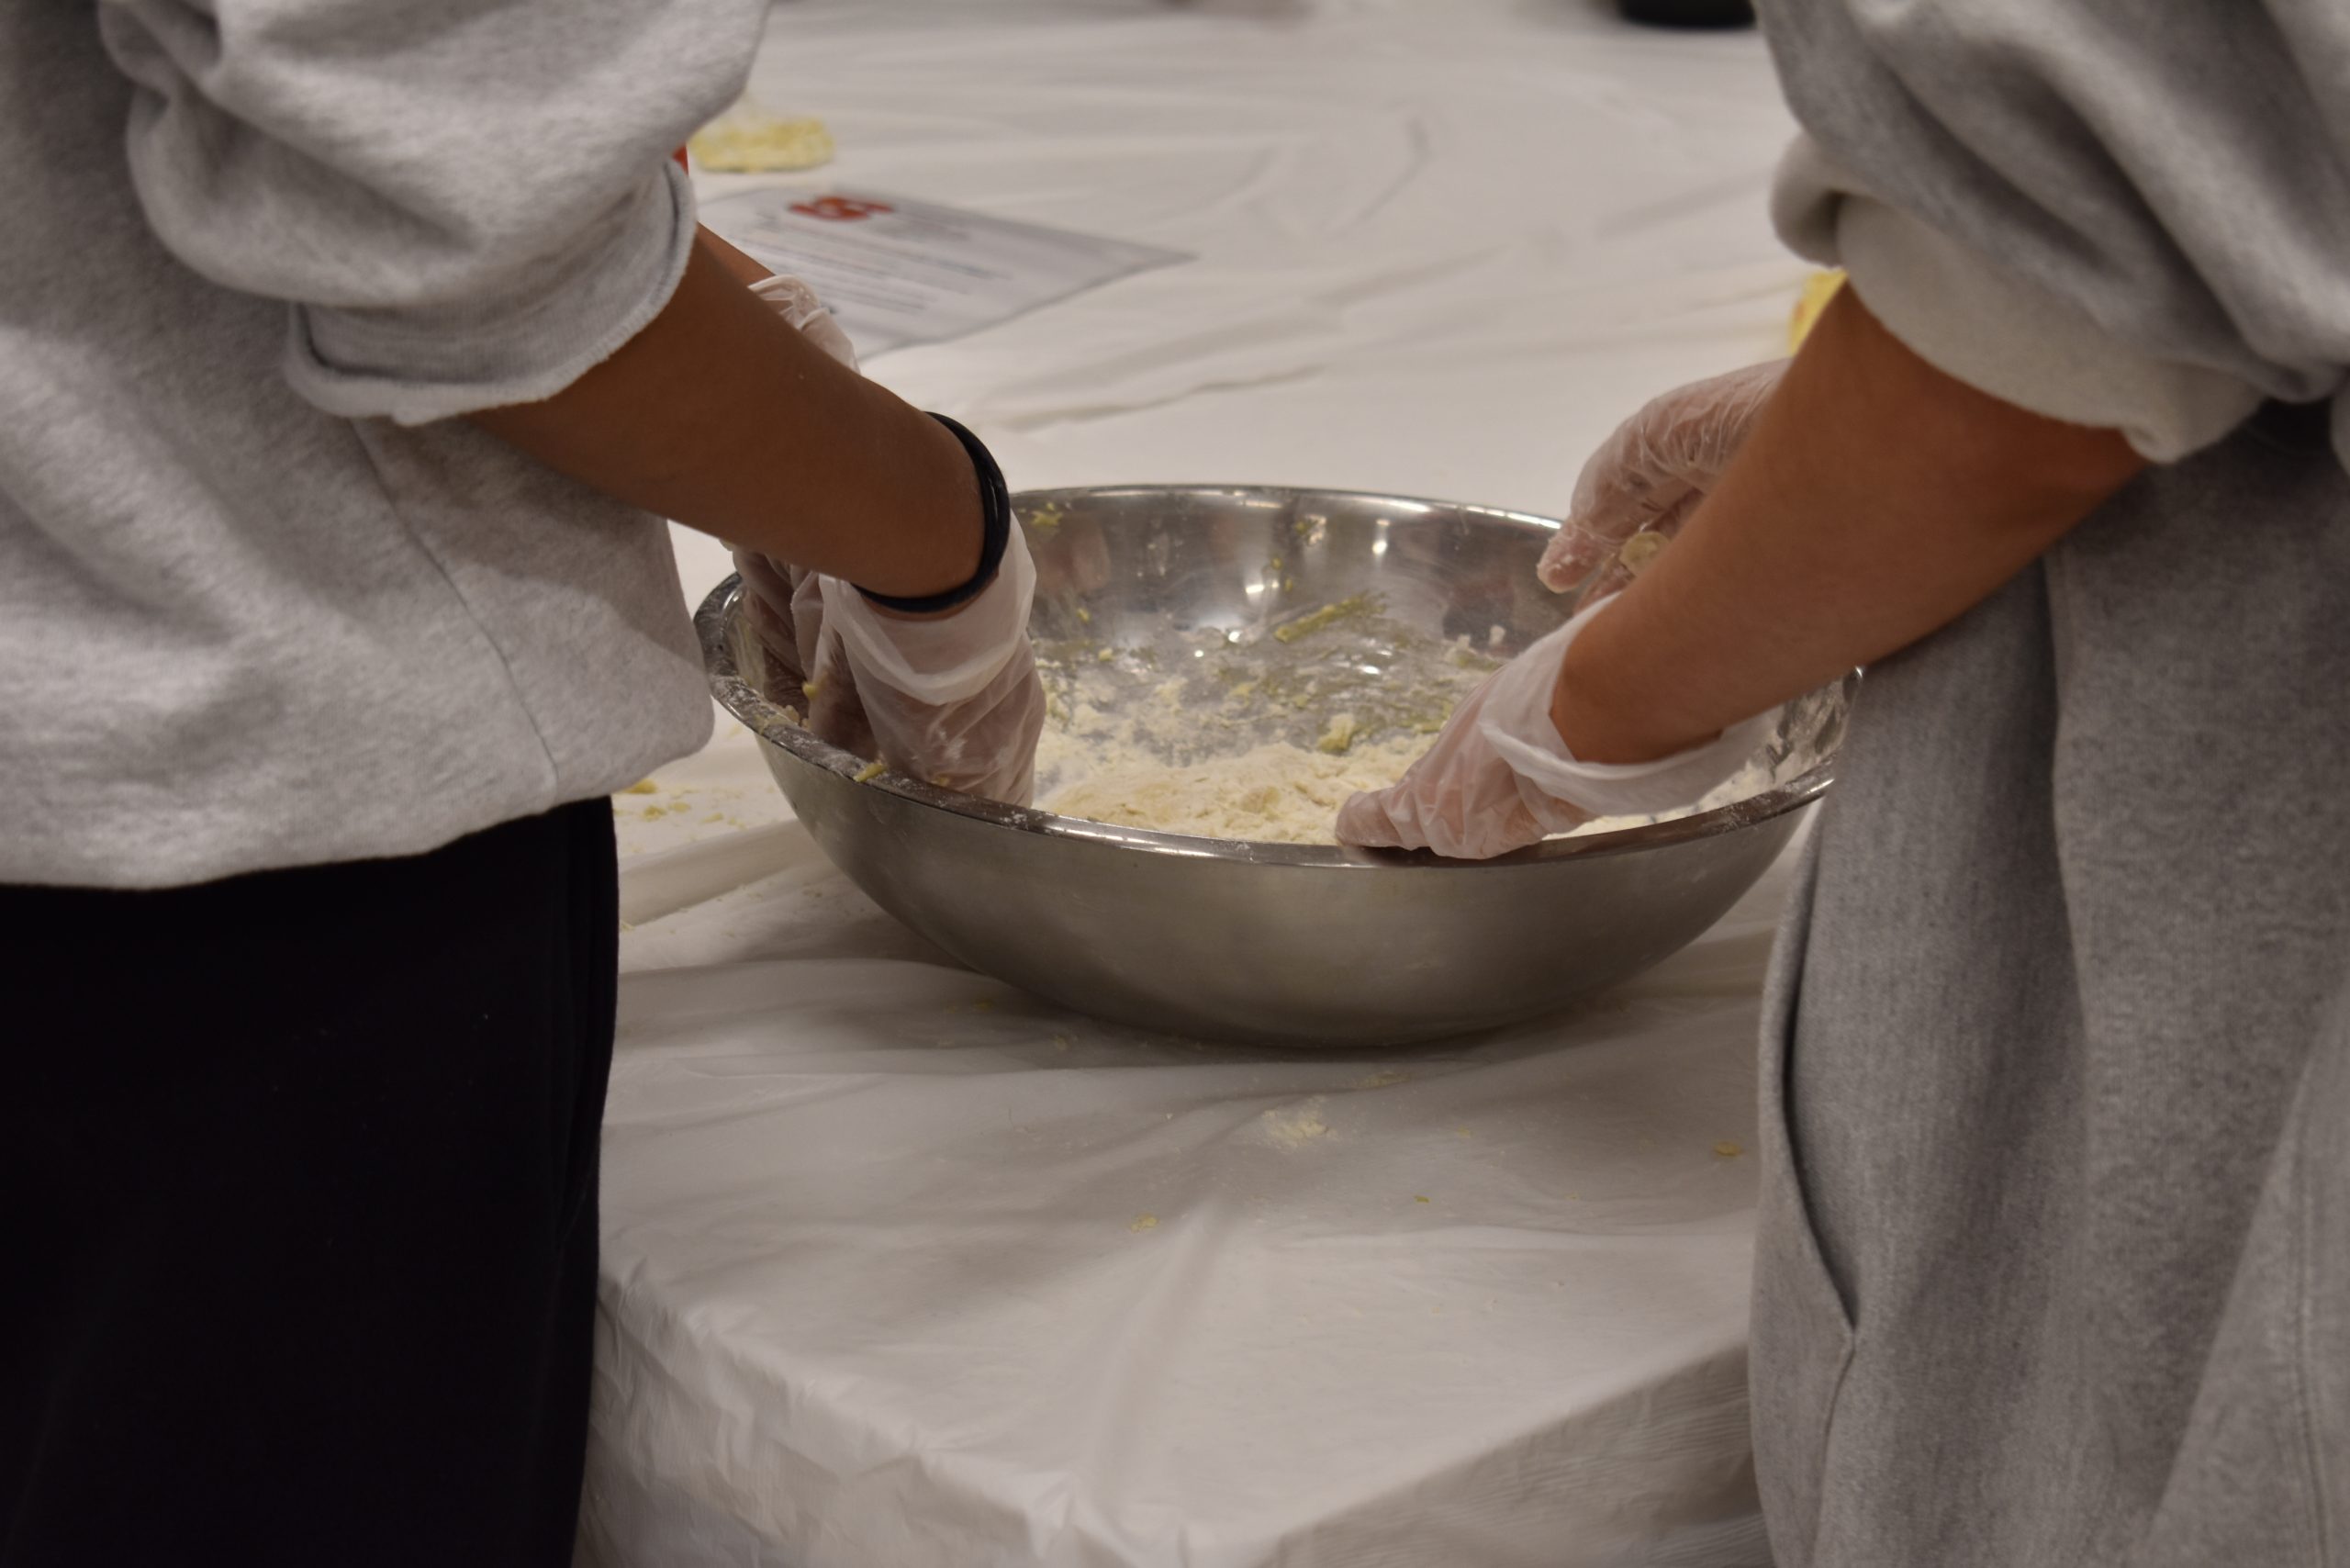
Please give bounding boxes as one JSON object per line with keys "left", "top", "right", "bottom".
{"left": 3, "top": 3, "right": 1038, "bottom": 1562}
{"left": 1345, "top": 1, "right": 2350, "bottom": 1562}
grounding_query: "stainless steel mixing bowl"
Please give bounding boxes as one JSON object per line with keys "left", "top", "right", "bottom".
{"left": 699, "top": 485, "right": 1851, "bottom": 1047}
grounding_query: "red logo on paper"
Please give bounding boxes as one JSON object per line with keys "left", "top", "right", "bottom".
{"left": 789, "top": 196, "right": 895, "bottom": 223}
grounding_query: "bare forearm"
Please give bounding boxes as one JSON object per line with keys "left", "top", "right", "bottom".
{"left": 1552, "top": 288, "right": 2146, "bottom": 763}
{"left": 696, "top": 224, "right": 772, "bottom": 288}
{"left": 470, "top": 230, "right": 979, "bottom": 599}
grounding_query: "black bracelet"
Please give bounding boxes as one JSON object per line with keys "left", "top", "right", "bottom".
{"left": 857, "top": 412, "right": 1013, "bottom": 616}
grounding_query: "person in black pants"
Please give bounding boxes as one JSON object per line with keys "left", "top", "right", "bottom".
{"left": 5, "top": 3, "right": 1039, "bottom": 1561}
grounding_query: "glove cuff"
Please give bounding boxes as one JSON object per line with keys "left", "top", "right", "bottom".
{"left": 748, "top": 274, "right": 860, "bottom": 371}
{"left": 1478, "top": 598, "right": 1777, "bottom": 820}
{"left": 820, "top": 525, "right": 1036, "bottom": 706}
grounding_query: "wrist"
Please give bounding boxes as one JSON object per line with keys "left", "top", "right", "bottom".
{"left": 1548, "top": 607, "right": 1709, "bottom": 765}
{"left": 855, "top": 409, "right": 1000, "bottom": 610}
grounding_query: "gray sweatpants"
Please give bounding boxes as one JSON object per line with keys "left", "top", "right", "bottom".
{"left": 1751, "top": 400, "right": 2350, "bottom": 1566}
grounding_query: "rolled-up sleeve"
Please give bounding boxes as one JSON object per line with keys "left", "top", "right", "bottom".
{"left": 1760, "top": 0, "right": 2350, "bottom": 463}
{"left": 98, "top": 0, "right": 770, "bottom": 424}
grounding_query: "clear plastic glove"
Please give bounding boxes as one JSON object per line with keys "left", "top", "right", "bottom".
{"left": 1341, "top": 361, "right": 1794, "bottom": 857}
{"left": 737, "top": 504, "right": 1046, "bottom": 806}
{"left": 1536, "top": 359, "right": 1788, "bottom": 602}
{"left": 745, "top": 272, "right": 859, "bottom": 369}
{"left": 1336, "top": 599, "right": 1772, "bottom": 860}
{"left": 731, "top": 275, "right": 1046, "bottom": 804}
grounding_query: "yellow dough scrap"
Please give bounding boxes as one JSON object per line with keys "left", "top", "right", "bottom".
{"left": 688, "top": 110, "right": 834, "bottom": 173}
{"left": 1315, "top": 713, "right": 1361, "bottom": 755}
{"left": 1272, "top": 595, "right": 1371, "bottom": 644}
{"left": 1617, "top": 530, "right": 1670, "bottom": 575}
{"left": 1789, "top": 270, "right": 1843, "bottom": 350}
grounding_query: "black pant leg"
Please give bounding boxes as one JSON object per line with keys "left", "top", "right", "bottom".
{"left": 1, "top": 800, "right": 619, "bottom": 1568}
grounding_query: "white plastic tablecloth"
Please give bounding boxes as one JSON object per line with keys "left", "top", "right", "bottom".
{"left": 588, "top": 2, "right": 1808, "bottom": 1562}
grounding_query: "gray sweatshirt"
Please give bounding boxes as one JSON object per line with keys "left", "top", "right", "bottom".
{"left": 4, "top": 0, "right": 769, "bottom": 889}
{"left": 1750, "top": 5, "right": 2350, "bottom": 1565}
{"left": 1762, "top": 0, "right": 2350, "bottom": 465}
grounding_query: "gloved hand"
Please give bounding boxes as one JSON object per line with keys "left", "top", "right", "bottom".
{"left": 1337, "top": 362, "right": 1791, "bottom": 858}
{"left": 732, "top": 274, "right": 1046, "bottom": 804}
{"left": 1535, "top": 359, "right": 1788, "bottom": 603}
{"left": 1333, "top": 597, "right": 1773, "bottom": 858}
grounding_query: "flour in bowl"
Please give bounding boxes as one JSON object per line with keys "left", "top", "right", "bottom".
{"left": 1041, "top": 733, "right": 1777, "bottom": 846}
{"left": 1045, "top": 734, "right": 1430, "bottom": 844}
{"left": 1026, "top": 604, "right": 1785, "bottom": 847}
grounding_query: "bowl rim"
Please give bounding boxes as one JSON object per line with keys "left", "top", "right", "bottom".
{"left": 697, "top": 484, "right": 1841, "bottom": 870}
